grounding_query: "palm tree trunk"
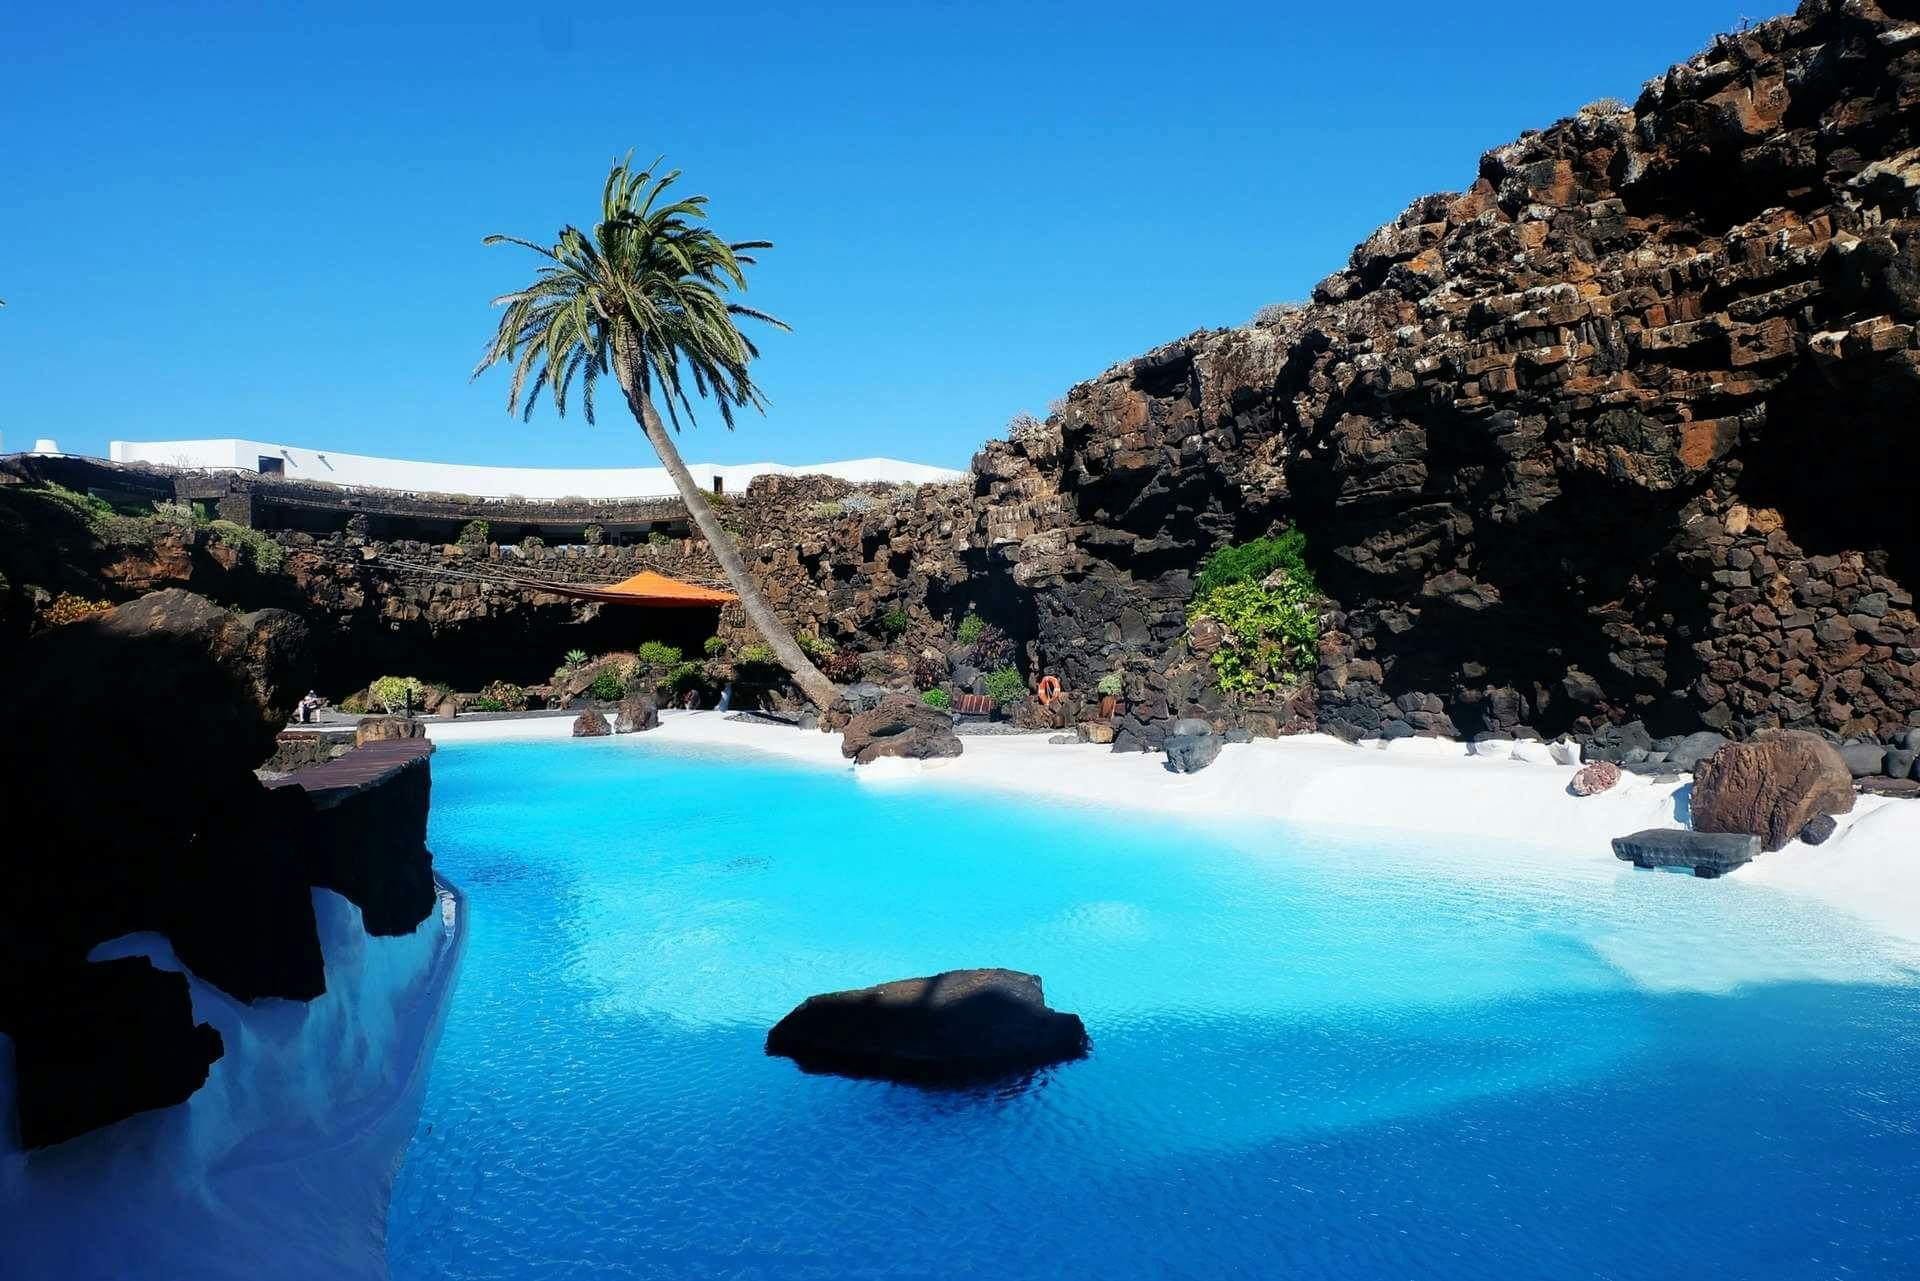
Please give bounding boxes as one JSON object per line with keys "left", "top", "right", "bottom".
{"left": 614, "top": 367, "right": 841, "bottom": 711}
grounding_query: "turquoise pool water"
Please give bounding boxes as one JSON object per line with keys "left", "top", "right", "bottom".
{"left": 388, "top": 735, "right": 1920, "bottom": 1279}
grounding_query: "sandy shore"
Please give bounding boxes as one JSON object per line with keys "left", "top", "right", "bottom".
{"left": 428, "top": 711, "right": 1920, "bottom": 953}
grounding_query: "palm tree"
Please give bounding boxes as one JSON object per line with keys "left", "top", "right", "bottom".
{"left": 475, "top": 155, "right": 839, "bottom": 710}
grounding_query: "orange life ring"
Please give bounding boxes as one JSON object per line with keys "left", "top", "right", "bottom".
{"left": 1036, "top": 676, "right": 1062, "bottom": 705}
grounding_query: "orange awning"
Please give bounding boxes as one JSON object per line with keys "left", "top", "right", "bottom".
{"left": 563, "top": 569, "right": 737, "bottom": 608}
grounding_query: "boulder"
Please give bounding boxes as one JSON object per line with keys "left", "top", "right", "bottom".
{"left": 1669, "top": 731, "right": 1730, "bottom": 772}
{"left": 1798, "top": 813, "right": 1838, "bottom": 846}
{"left": 1081, "top": 721, "right": 1116, "bottom": 745}
{"left": 840, "top": 694, "right": 963, "bottom": 765}
{"left": 572, "top": 708, "right": 612, "bottom": 737}
{"left": 1583, "top": 720, "right": 1654, "bottom": 763}
{"left": 1164, "top": 731, "right": 1222, "bottom": 773}
{"left": 843, "top": 681, "right": 890, "bottom": 714}
{"left": 1885, "top": 748, "right": 1917, "bottom": 779}
{"left": 1571, "top": 761, "right": 1621, "bottom": 795}
{"left": 765, "top": 968, "right": 1089, "bottom": 1082}
{"left": 355, "top": 714, "right": 424, "bottom": 746}
{"left": 614, "top": 696, "right": 660, "bottom": 734}
{"left": 1691, "top": 730, "right": 1857, "bottom": 853}
{"left": 1840, "top": 742, "right": 1888, "bottom": 777}
{"left": 1612, "top": 829, "right": 1761, "bottom": 877}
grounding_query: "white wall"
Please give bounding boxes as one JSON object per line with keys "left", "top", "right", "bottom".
{"left": 106, "top": 438, "right": 964, "bottom": 499}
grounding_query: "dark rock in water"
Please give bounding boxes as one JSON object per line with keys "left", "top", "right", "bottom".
{"left": 1164, "top": 731, "right": 1222, "bottom": 773}
{"left": 572, "top": 708, "right": 611, "bottom": 737}
{"left": 1691, "top": 730, "right": 1856, "bottom": 853}
{"left": 840, "top": 694, "right": 963, "bottom": 765}
{"left": 1840, "top": 742, "right": 1888, "bottom": 778}
{"left": 1612, "top": 829, "right": 1761, "bottom": 878}
{"left": 1670, "top": 731, "right": 1730, "bottom": 773}
{"left": 1799, "top": 813, "right": 1838, "bottom": 846}
{"left": 614, "top": 696, "right": 659, "bottom": 734}
{"left": 355, "top": 715, "right": 423, "bottom": 746}
{"left": 285, "top": 740, "right": 438, "bottom": 939}
{"left": 766, "top": 968, "right": 1088, "bottom": 1082}
{"left": 6, "top": 956, "right": 223, "bottom": 1150}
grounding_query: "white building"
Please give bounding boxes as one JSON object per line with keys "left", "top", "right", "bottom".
{"left": 108, "top": 437, "right": 965, "bottom": 498}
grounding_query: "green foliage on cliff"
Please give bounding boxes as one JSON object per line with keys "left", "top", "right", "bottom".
{"left": 880, "top": 608, "right": 910, "bottom": 638}
{"left": 369, "top": 675, "right": 427, "bottom": 713}
{"left": 458, "top": 519, "right": 490, "bottom": 547}
{"left": 796, "top": 631, "right": 834, "bottom": 659}
{"left": 955, "top": 612, "right": 986, "bottom": 645}
{"left": 1188, "top": 577, "right": 1319, "bottom": 697}
{"left": 209, "top": 520, "right": 285, "bottom": 572}
{"left": 1194, "top": 530, "right": 1316, "bottom": 596}
{"left": 587, "top": 669, "right": 626, "bottom": 701}
{"left": 636, "top": 640, "right": 684, "bottom": 666}
{"left": 921, "top": 687, "right": 952, "bottom": 710}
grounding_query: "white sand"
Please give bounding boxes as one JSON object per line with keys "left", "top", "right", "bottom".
{"left": 430, "top": 711, "right": 1920, "bottom": 951}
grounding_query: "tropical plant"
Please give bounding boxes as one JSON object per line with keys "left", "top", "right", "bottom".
{"left": 955, "top": 612, "right": 986, "bottom": 645}
{"left": 588, "top": 669, "right": 626, "bottom": 701}
{"left": 458, "top": 519, "right": 490, "bottom": 547}
{"left": 984, "top": 666, "right": 1025, "bottom": 708}
{"left": 475, "top": 153, "right": 837, "bottom": 709}
{"left": 562, "top": 648, "right": 589, "bottom": 669}
{"left": 921, "top": 688, "right": 952, "bottom": 710}
{"left": 1096, "top": 672, "right": 1124, "bottom": 697}
{"left": 636, "top": 640, "right": 684, "bottom": 666}
{"left": 796, "top": 631, "right": 834, "bottom": 659}
{"left": 469, "top": 696, "right": 506, "bottom": 712}
{"left": 1195, "top": 530, "right": 1317, "bottom": 596}
{"left": 1188, "top": 577, "right": 1320, "bottom": 696}
{"left": 478, "top": 680, "right": 529, "bottom": 711}
{"left": 703, "top": 635, "right": 727, "bottom": 657}
{"left": 369, "top": 675, "right": 427, "bottom": 714}
{"left": 880, "top": 608, "right": 910, "bottom": 639}
{"left": 738, "top": 643, "right": 776, "bottom": 666}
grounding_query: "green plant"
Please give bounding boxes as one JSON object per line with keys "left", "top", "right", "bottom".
{"left": 562, "top": 648, "right": 589, "bottom": 670}
{"left": 921, "top": 688, "right": 952, "bottom": 710}
{"left": 582, "top": 523, "right": 606, "bottom": 545}
{"left": 880, "top": 608, "right": 910, "bottom": 639}
{"left": 339, "top": 692, "right": 369, "bottom": 715}
{"left": 369, "top": 675, "right": 427, "bottom": 714}
{"left": 636, "top": 640, "right": 684, "bottom": 666}
{"left": 478, "top": 680, "right": 528, "bottom": 711}
{"left": 964, "top": 621, "right": 1011, "bottom": 666}
{"left": 588, "top": 669, "right": 627, "bottom": 701}
{"left": 149, "top": 499, "right": 202, "bottom": 528}
{"left": 648, "top": 530, "right": 673, "bottom": 546}
{"left": 796, "top": 632, "right": 834, "bottom": 659}
{"left": 1194, "top": 530, "right": 1317, "bottom": 596}
{"left": 955, "top": 612, "right": 986, "bottom": 645}
{"left": 520, "top": 534, "right": 545, "bottom": 551}
{"left": 469, "top": 696, "right": 506, "bottom": 712}
{"left": 208, "top": 519, "right": 285, "bottom": 571}
{"left": 458, "top": 519, "right": 490, "bottom": 547}
{"left": 739, "top": 643, "right": 775, "bottom": 666}
{"left": 1188, "top": 577, "right": 1320, "bottom": 697}
{"left": 984, "top": 665, "right": 1025, "bottom": 707}
{"left": 1097, "top": 672, "right": 1124, "bottom": 697}
{"left": 809, "top": 500, "right": 845, "bottom": 519}
{"left": 703, "top": 635, "right": 727, "bottom": 657}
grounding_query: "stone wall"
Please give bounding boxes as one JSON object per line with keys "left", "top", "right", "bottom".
{"left": 887, "top": 0, "right": 1920, "bottom": 749}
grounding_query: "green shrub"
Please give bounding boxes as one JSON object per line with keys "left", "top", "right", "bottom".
{"left": 209, "top": 520, "right": 285, "bottom": 572}
{"left": 339, "top": 692, "right": 369, "bottom": 715}
{"left": 636, "top": 640, "right": 684, "bottom": 666}
{"left": 458, "top": 519, "right": 490, "bottom": 547}
{"left": 880, "top": 608, "right": 910, "bottom": 638}
{"left": 369, "top": 675, "right": 427, "bottom": 714}
{"left": 648, "top": 530, "right": 672, "bottom": 546}
{"left": 562, "top": 648, "right": 588, "bottom": 669}
{"left": 478, "top": 680, "right": 528, "bottom": 711}
{"left": 582, "top": 523, "right": 606, "bottom": 545}
{"left": 739, "top": 643, "right": 775, "bottom": 665}
{"left": 809, "top": 500, "right": 845, "bottom": 520}
{"left": 1194, "top": 530, "right": 1316, "bottom": 596}
{"left": 796, "top": 632, "right": 834, "bottom": 659}
{"left": 955, "top": 612, "right": 985, "bottom": 645}
{"left": 520, "top": 534, "right": 544, "bottom": 551}
{"left": 921, "top": 688, "right": 952, "bottom": 710}
{"left": 703, "top": 635, "right": 727, "bottom": 657}
{"left": 1097, "top": 672, "right": 1124, "bottom": 697}
{"left": 1188, "top": 576, "right": 1320, "bottom": 697}
{"left": 663, "top": 660, "right": 706, "bottom": 693}
{"left": 469, "top": 696, "right": 506, "bottom": 712}
{"left": 984, "top": 665, "right": 1025, "bottom": 707}
{"left": 588, "top": 669, "right": 626, "bottom": 701}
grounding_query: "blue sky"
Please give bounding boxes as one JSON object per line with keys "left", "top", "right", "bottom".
{"left": 2, "top": 1, "right": 1752, "bottom": 470}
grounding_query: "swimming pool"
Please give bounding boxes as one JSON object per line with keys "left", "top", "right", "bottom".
{"left": 387, "top": 735, "right": 1920, "bottom": 1279}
